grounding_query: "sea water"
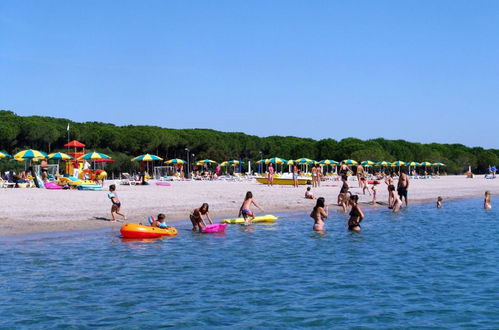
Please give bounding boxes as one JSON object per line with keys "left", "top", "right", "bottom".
{"left": 1, "top": 198, "right": 498, "bottom": 328}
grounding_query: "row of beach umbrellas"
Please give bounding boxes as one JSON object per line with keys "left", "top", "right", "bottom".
{"left": 0, "top": 149, "right": 111, "bottom": 161}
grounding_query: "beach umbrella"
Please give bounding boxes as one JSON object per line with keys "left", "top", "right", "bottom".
{"left": 420, "top": 161, "right": 432, "bottom": 166}
{"left": 432, "top": 162, "right": 445, "bottom": 166}
{"left": 265, "top": 157, "right": 287, "bottom": 164}
{"left": 342, "top": 159, "right": 358, "bottom": 165}
{"left": 0, "top": 151, "right": 10, "bottom": 159}
{"left": 131, "top": 154, "right": 163, "bottom": 162}
{"left": 319, "top": 160, "right": 338, "bottom": 165}
{"left": 13, "top": 149, "right": 47, "bottom": 159}
{"left": 196, "top": 159, "right": 217, "bottom": 164}
{"left": 78, "top": 152, "right": 111, "bottom": 160}
{"left": 256, "top": 159, "right": 268, "bottom": 164}
{"left": 406, "top": 161, "right": 420, "bottom": 167}
{"left": 228, "top": 160, "right": 243, "bottom": 165}
{"left": 220, "top": 161, "right": 229, "bottom": 166}
{"left": 361, "top": 160, "right": 375, "bottom": 166}
{"left": 165, "top": 158, "right": 186, "bottom": 165}
{"left": 48, "top": 152, "right": 73, "bottom": 160}
{"left": 375, "top": 161, "right": 391, "bottom": 166}
{"left": 295, "top": 158, "right": 315, "bottom": 164}
{"left": 392, "top": 161, "right": 406, "bottom": 166}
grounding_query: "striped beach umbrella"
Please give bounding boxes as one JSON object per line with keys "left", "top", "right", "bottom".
{"left": 375, "top": 161, "right": 392, "bottom": 166}
{"left": 78, "top": 152, "right": 111, "bottom": 160}
{"left": 295, "top": 158, "right": 315, "bottom": 164}
{"left": 165, "top": 158, "right": 186, "bottom": 165}
{"left": 48, "top": 152, "right": 73, "bottom": 160}
{"left": 0, "top": 151, "right": 10, "bottom": 159}
{"left": 287, "top": 160, "right": 295, "bottom": 165}
{"left": 342, "top": 159, "right": 358, "bottom": 165}
{"left": 361, "top": 160, "right": 375, "bottom": 166}
{"left": 320, "top": 160, "right": 339, "bottom": 165}
{"left": 406, "top": 161, "right": 420, "bottom": 167}
{"left": 420, "top": 161, "right": 432, "bottom": 166}
{"left": 13, "top": 149, "right": 47, "bottom": 159}
{"left": 220, "top": 161, "right": 230, "bottom": 167}
{"left": 196, "top": 159, "right": 217, "bottom": 165}
{"left": 433, "top": 162, "right": 445, "bottom": 166}
{"left": 392, "top": 161, "right": 406, "bottom": 166}
{"left": 265, "top": 157, "right": 287, "bottom": 164}
{"left": 131, "top": 154, "right": 163, "bottom": 162}
{"left": 256, "top": 159, "right": 268, "bottom": 164}
{"left": 228, "top": 160, "right": 243, "bottom": 165}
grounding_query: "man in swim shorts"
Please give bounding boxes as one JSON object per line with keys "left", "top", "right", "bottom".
{"left": 397, "top": 169, "right": 409, "bottom": 207}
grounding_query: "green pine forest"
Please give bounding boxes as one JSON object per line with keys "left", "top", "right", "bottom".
{"left": 0, "top": 110, "right": 497, "bottom": 174}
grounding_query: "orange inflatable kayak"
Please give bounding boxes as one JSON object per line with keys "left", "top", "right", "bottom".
{"left": 120, "top": 223, "right": 178, "bottom": 239}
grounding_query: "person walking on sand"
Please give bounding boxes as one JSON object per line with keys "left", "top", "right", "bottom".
{"left": 268, "top": 164, "right": 274, "bottom": 187}
{"left": 239, "top": 191, "right": 264, "bottom": 225}
{"left": 310, "top": 197, "right": 328, "bottom": 232}
{"left": 339, "top": 162, "right": 349, "bottom": 176}
{"left": 484, "top": 191, "right": 492, "bottom": 210}
{"left": 397, "top": 170, "right": 410, "bottom": 207}
{"left": 108, "top": 184, "right": 126, "bottom": 221}
{"left": 292, "top": 164, "right": 299, "bottom": 187}
{"left": 311, "top": 165, "right": 318, "bottom": 187}
{"left": 356, "top": 164, "right": 364, "bottom": 188}
{"left": 348, "top": 194, "right": 364, "bottom": 232}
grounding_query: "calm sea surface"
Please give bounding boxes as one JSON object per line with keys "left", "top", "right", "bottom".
{"left": 1, "top": 198, "right": 498, "bottom": 328}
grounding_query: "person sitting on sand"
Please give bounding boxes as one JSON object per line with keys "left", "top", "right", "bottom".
{"left": 348, "top": 194, "right": 364, "bottom": 232}
{"left": 305, "top": 187, "right": 315, "bottom": 199}
{"left": 190, "top": 203, "right": 214, "bottom": 231}
{"left": 310, "top": 197, "right": 328, "bottom": 232}
{"left": 484, "top": 191, "right": 492, "bottom": 210}
{"left": 239, "top": 191, "right": 264, "bottom": 225}
{"left": 108, "top": 184, "right": 126, "bottom": 221}
{"left": 150, "top": 213, "right": 169, "bottom": 228}
{"left": 437, "top": 196, "right": 443, "bottom": 208}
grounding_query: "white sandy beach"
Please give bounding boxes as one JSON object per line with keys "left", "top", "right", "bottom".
{"left": 1, "top": 175, "right": 497, "bottom": 236}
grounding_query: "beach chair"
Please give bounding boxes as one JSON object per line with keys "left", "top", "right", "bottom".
{"left": 0, "top": 178, "right": 16, "bottom": 188}
{"left": 120, "top": 173, "right": 137, "bottom": 186}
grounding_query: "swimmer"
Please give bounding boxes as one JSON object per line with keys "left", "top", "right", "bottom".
{"left": 305, "top": 186, "right": 315, "bottom": 199}
{"left": 239, "top": 191, "right": 264, "bottom": 225}
{"left": 437, "top": 196, "right": 443, "bottom": 208}
{"left": 190, "top": 203, "right": 214, "bottom": 231}
{"left": 348, "top": 194, "right": 364, "bottom": 232}
{"left": 484, "top": 191, "right": 492, "bottom": 210}
{"left": 108, "top": 184, "right": 126, "bottom": 222}
{"left": 310, "top": 197, "right": 328, "bottom": 232}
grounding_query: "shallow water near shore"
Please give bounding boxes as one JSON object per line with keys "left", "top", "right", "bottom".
{"left": 1, "top": 197, "right": 498, "bottom": 328}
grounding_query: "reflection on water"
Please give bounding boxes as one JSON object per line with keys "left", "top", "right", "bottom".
{"left": 1, "top": 198, "right": 498, "bottom": 328}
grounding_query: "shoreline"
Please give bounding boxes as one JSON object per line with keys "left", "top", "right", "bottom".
{"left": 1, "top": 176, "right": 497, "bottom": 237}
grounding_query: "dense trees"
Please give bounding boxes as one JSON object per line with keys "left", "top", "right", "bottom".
{"left": 0, "top": 110, "right": 497, "bottom": 174}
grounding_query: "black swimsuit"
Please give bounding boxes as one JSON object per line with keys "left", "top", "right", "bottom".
{"left": 348, "top": 206, "right": 361, "bottom": 230}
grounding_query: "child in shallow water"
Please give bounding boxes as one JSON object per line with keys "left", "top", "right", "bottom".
{"left": 310, "top": 197, "right": 328, "bottom": 232}
{"left": 437, "top": 196, "right": 443, "bottom": 208}
{"left": 484, "top": 191, "right": 492, "bottom": 210}
{"left": 150, "top": 213, "right": 169, "bottom": 228}
{"left": 190, "top": 203, "right": 213, "bottom": 231}
{"left": 239, "top": 191, "right": 264, "bottom": 225}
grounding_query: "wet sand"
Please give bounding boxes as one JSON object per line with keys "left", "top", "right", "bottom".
{"left": 1, "top": 175, "right": 497, "bottom": 236}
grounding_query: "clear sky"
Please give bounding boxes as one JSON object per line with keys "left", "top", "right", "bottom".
{"left": 1, "top": 1, "right": 498, "bottom": 148}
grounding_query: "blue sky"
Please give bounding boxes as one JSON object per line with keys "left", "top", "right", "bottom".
{"left": 1, "top": 1, "right": 498, "bottom": 148}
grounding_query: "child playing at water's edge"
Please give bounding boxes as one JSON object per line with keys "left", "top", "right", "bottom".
{"left": 310, "top": 197, "right": 328, "bottom": 232}
{"left": 151, "top": 213, "right": 168, "bottom": 228}
{"left": 239, "top": 191, "right": 264, "bottom": 225}
{"left": 437, "top": 196, "right": 443, "bottom": 208}
{"left": 190, "top": 203, "right": 214, "bottom": 231}
{"left": 108, "top": 184, "right": 126, "bottom": 222}
{"left": 484, "top": 191, "right": 492, "bottom": 210}
{"left": 371, "top": 181, "right": 379, "bottom": 205}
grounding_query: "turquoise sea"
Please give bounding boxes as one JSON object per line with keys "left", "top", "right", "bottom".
{"left": 1, "top": 198, "right": 498, "bottom": 328}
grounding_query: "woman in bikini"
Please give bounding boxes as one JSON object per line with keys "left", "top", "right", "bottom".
{"left": 239, "top": 191, "right": 264, "bottom": 225}
{"left": 190, "top": 203, "right": 213, "bottom": 231}
{"left": 484, "top": 191, "right": 492, "bottom": 210}
{"left": 348, "top": 194, "right": 364, "bottom": 232}
{"left": 310, "top": 197, "right": 328, "bottom": 232}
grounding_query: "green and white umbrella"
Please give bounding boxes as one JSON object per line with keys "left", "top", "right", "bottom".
{"left": 320, "top": 159, "right": 339, "bottom": 165}
{"left": 361, "top": 160, "right": 375, "bottom": 166}
{"left": 265, "top": 157, "right": 287, "bottom": 164}
{"left": 375, "top": 161, "right": 391, "bottom": 167}
{"left": 406, "top": 161, "right": 420, "bottom": 167}
{"left": 392, "top": 161, "right": 406, "bottom": 166}
{"left": 295, "top": 158, "right": 315, "bottom": 164}
{"left": 342, "top": 159, "right": 358, "bottom": 165}
{"left": 420, "top": 161, "right": 432, "bottom": 167}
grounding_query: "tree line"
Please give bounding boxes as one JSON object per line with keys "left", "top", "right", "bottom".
{"left": 0, "top": 110, "right": 497, "bottom": 174}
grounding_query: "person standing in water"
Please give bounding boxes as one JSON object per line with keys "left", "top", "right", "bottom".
{"left": 239, "top": 191, "right": 265, "bottom": 225}
{"left": 397, "top": 169, "right": 410, "bottom": 207}
{"left": 268, "top": 164, "right": 274, "bottom": 187}
{"left": 190, "top": 203, "right": 214, "bottom": 231}
{"left": 348, "top": 194, "right": 364, "bottom": 232}
{"left": 310, "top": 197, "right": 328, "bottom": 232}
{"left": 437, "top": 196, "right": 443, "bottom": 208}
{"left": 484, "top": 191, "right": 492, "bottom": 210}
